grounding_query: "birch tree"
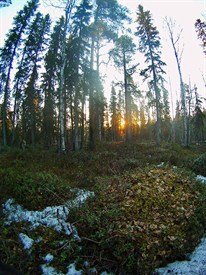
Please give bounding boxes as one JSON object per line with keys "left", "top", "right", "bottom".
{"left": 58, "top": 0, "right": 76, "bottom": 153}
{"left": 165, "top": 18, "right": 187, "bottom": 146}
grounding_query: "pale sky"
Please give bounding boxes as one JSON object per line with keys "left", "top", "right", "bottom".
{"left": 0, "top": 0, "right": 206, "bottom": 113}
{"left": 117, "top": 0, "right": 206, "bottom": 113}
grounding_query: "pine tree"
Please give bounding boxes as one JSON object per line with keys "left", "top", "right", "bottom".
{"left": 42, "top": 18, "right": 65, "bottom": 148}
{"left": 195, "top": 18, "right": 206, "bottom": 55}
{"left": 117, "top": 89, "right": 125, "bottom": 139}
{"left": 136, "top": 5, "right": 166, "bottom": 146}
{"left": 191, "top": 88, "right": 205, "bottom": 143}
{"left": 88, "top": 0, "right": 129, "bottom": 149}
{"left": 17, "top": 13, "right": 51, "bottom": 144}
{"left": 110, "top": 35, "right": 136, "bottom": 141}
{"left": 71, "top": 0, "right": 93, "bottom": 150}
{"left": 139, "top": 99, "right": 146, "bottom": 138}
{"left": 0, "top": 0, "right": 38, "bottom": 146}
{"left": 109, "top": 85, "right": 118, "bottom": 141}
{"left": 160, "top": 81, "right": 171, "bottom": 140}
{"left": 0, "top": 0, "right": 11, "bottom": 8}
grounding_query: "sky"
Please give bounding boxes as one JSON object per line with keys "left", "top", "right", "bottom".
{"left": 117, "top": 0, "right": 206, "bottom": 114}
{"left": 0, "top": 0, "right": 205, "bottom": 114}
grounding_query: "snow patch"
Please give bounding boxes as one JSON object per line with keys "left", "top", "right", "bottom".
{"left": 196, "top": 175, "right": 206, "bottom": 184}
{"left": 2, "top": 189, "right": 94, "bottom": 274}
{"left": 157, "top": 162, "right": 164, "bottom": 168}
{"left": 41, "top": 263, "right": 83, "bottom": 275}
{"left": 44, "top": 253, "right": 54, "bottom": 263}
{"left": 3, "top": 190, "right": 93, "bottom": 237}
{"left": 41, "top": 264, "right": 63, "bottom": 275}
{"left": 67, "top": 263, "right": 82, "bottom": 275}
{"left": 156, "top": 238, "right": 206, "bottom": 274}
{"left": 100, "top": 272, "right": 114, "bottom": 275}
{"left": 19, "top": 233, "right": 34, "bottom": 250}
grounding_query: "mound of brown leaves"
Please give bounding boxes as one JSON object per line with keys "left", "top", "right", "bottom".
{"left": 74, "top": 167, "right": 201, "bottom": 273}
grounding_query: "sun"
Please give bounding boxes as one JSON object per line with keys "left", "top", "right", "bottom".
{"left": 119, "top": 118, "right": 125, "bottom": 130}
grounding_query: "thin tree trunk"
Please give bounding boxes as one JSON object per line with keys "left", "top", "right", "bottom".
{"left": 96, "top": 40, "right": 102, "bottom": 142}
{"left": 165, "top": 19, "right": 187, "bottom": 146}
{"left": 123, "top": 51, "right": 131, "bottom": 141}
{"left": 74, "top": 90, "right": 79, "bottom": 151}
{"left": 148, "top": 45, "right": 161, "bottom": 146}
{"left": 169, "top": 77, "right": 176, "bottom": 141}
{"left": 152, "top": 67, "right": 161, "bottom": 146}
{"left": 177, "top": 59, "right": 187, "bottom": 146}
{"left": 80, "top": 92, "right": 85, "bottom": 149}
{"left": 89, "top": 37, "right": 95, "bottom": 150}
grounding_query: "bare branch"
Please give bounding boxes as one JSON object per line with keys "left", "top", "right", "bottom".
{"left": 179, "top": 43, "right": 184, "bottom": 64}
{"left": 42, "top": 0, "right": 66, "bottom": 9}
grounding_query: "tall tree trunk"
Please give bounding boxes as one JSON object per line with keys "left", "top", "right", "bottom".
{"left": 80, "top": 92, "right": 86, "bottom": 149}
{"left": 73, "top": 89, "right": 79, "bottom": 151}
{"left": 149, "top": 45, "right": 161, "bottom": 146}
{"left": 2, "top": 3, "right": 37, "bottom": 146}
{"left": 70, "top": 94, "right": 74, "bottom": 149}
{"left": 169, "top": 77, "right": 176, "bottom": 142}
{"left": 177, "top": 60, "right": 187, "bottom": 146}
{"left": 123, "top": 51, "right": 131, "bottom": 141}
{"left": 89, "top": 37, "right": 95, "bottom": 150}
{"left": 165, "top": 19, "right": 187, "bottom": 146}
{"left": 95, "top": 39, "right": 103, "bottom": 142}
{"left": 2, "top": 51, "right": 16, "bottom": 146}
{"left": 152, "top": 67, "right": 161, "bottom": 146}
{"left": 58, "top": 0, "right": 75, "bottom": 153}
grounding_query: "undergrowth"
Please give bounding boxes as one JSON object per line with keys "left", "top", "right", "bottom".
{"left": 0, "top": 142, "right": 206, "bottom": 274}
{"left": 69, "top": 167, "right": 206, "bottom": 274}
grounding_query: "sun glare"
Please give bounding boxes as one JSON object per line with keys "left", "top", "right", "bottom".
{"left": 119, "top": 119, "right": 125, "bottom": 130}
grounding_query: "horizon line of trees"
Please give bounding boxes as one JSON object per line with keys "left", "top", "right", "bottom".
{"left": 0, "top": 0, "right": 205, "bottom": 152}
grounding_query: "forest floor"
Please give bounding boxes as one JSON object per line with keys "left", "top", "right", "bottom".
{"left": 0, "top": 142, "right": 206, "bottom": 274}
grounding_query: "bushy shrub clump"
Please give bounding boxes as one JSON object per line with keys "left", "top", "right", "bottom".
{"left": 192, "top": 153, "right": 206, "bottom": 176}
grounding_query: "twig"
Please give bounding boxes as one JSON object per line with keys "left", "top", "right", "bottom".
{"left": 81, "top": 237, "right": 100, "bottom": 245}
{"left": 55, "top": 241, "right": 70, "bottom": 251}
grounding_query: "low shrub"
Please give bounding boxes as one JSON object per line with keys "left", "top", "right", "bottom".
{"left": 192, "top": 153, "right": 206, "bottom": 176}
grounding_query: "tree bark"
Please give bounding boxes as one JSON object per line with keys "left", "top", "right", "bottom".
{"left": 58, "top": 0, "right": 75, "bottom": 153}
{"left": 123, "top": 51, "right": 131, "bottom": 141}
{"left": 89, "top": 37, "right": 95, "bottom": 150}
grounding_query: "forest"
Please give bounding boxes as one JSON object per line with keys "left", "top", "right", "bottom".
{"left": 0, "top": 0, "right": 206, "bottom": 274}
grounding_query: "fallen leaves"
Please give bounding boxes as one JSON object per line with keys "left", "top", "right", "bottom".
{"left": 74, "top": 166, "right": 203, "bottom": 273}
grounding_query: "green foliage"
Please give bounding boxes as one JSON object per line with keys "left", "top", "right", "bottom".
{"left": 0, "top": 168, "right": 74, "bottom": 209}
{"left": 195, "top": 18, "right": 206, "bottom": 55}
{"left": 192, "top": 153, "right": 206, "bottom": 176}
